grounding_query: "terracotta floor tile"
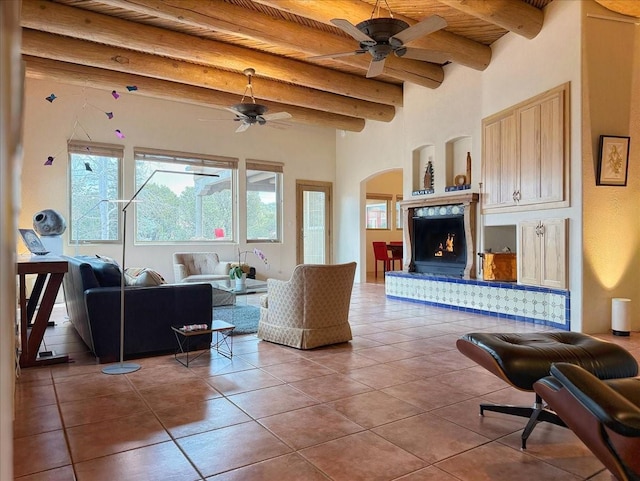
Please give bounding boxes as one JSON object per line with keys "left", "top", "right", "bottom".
{"left": 14, "top": 403, "right": 63, "bottom": 438}
{"left": 259, "top": 404, "right": 363, "bottom": 449}
{"left": 59, "top": 391, "right": 149, "bottom": 428}
{"left": 290, "top": 373, "right": 373, "bottom": 402}
{"left": 236, "top": 347, "right": 304, "bottom": 367}
{"left": 206, "top": 368, "right": 283, "bottom": 395}
{"left": 14, "top": 383, "right": 57, "bottom": 409}
{"left": 260, "top": 358, "right": 335, "bottom": 382}
{"left": 137, "top": 377, "right": 221, "bottom": 411}
{"left": 430, "top": 397, "right": 529, "bottom": 440}
{"left": 382, "top": 378, "right": 475, "bottom": 411}
{"left": 13, "top": 464, "right": 75, "bottom": 481}
{"left": 73, "top": 441, "right": 199, "bottom": 481}
{"left": 207, "top": 453, "right": 328, "bottom": 481}
{"left": 228, "top": 384, "right": 318, "bottom": 418}
{"left": 12, "top": 285, "right": 620, "bottom": 481}
{"left": 300, "top": 431, "right": 426, "bottom": 481}
{"left": 498, "top": 422, "right": 604, "bottom": 478}
{"left": 188, "top": 354, "right": 256, "bottom": 378}
{"left": 125, "top": 363, "right": 198, "bottom": 390}
{"left": 328, "top": 390, "right": 423, "bottom": 429}
{"left": 66, "top": 410, "right": 171, "bottom": 462}
{"left": 155, "top": 397, "right": 252, "bottom": 438}
{"left": 354, "top": 344, "right": 420, "bottom": 363}
{"left": 373, "top": 412, "right": 491, "bottom": 464}
{"left": 346, "top": 362, "right": 421, "bottom": 389}
{"left": 393, "top": 465, "right": 463, "bottom": 481}
{"left": 53, "top": 372, "right": 132, "bottom": 403}
{"left": 177, "top": 421, "right": 291, "bottom": 477}
{"left": 13, "top": 430, "right": 71, "bottom": 478}
{"left": 435, "top": 442, "right": 582, "bottom": 481}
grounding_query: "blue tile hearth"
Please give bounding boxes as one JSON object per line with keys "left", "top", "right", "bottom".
{"left": 385, "top": 271, "right": 570, "bottom": 330}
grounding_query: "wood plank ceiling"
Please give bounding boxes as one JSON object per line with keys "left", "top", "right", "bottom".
{"left": 21, "top": 0, "right": 557, "bottom": 132}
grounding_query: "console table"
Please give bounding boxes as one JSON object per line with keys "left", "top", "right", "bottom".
{"left": 17, "top": 256, "right": 69, "bottom": 367}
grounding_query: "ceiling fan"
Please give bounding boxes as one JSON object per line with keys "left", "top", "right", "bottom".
{"left": 223, "top": 68, "right": 292, "bottom": 133}
{"left": 312, "top": 1, "right": 448, "bottom": 78}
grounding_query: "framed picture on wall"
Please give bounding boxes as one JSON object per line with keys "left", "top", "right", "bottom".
{"left": 596, "top": 135, "right": 630, "bottom": 186}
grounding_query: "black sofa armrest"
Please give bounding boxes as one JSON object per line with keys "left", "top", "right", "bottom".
{"left": 84, "top": 283, "right": 212, "bottom": 362}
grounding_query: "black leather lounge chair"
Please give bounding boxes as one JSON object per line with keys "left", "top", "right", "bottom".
{"left": 456, "top": 332, "right": 638, "bottom": 449}
{"left": 535, "top": 363, "right": 640, "bottom": 481}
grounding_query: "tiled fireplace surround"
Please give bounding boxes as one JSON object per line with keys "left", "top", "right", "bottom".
{"left": 388, "top": 193, "right": 570, "bottom": 330}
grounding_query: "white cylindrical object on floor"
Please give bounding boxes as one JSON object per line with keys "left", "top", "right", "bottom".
{"left": 611, "top": 298, "right": 631, "bottom": 336}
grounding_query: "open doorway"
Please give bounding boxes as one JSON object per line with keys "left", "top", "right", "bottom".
{"left": 364, "top": 170, "right": 403, "bottom": 283}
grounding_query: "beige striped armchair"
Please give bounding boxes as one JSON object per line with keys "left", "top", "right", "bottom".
{"left": 257, "top": 262, "right": 357, "bottom": 349}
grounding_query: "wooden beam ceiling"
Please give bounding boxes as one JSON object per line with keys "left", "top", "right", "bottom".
{"left": 20, "top": 0, "right": 553, "bottom": 131}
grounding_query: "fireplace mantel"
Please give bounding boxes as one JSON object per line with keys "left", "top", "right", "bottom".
{"left": 400, "top": 193, "right": 478, "bottom": 279}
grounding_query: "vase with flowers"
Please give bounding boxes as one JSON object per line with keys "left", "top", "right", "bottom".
{"left": 230, "top": 247, "right": 268, "bottom": 290}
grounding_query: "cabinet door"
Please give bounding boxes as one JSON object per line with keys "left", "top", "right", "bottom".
{"left": 482, "top": 113, "right": 516, "bottom": 210}
{"left": 518, "top": 220, "right": 541, "bottom": 286}
{"left": 540, "top": 218, "right": 567, "bottom": 289}
{"left": 517, "top": 89, "right": 565, "bottom": 207}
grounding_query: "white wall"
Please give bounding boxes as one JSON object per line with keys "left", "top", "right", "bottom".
{"left": 336, "top": 0, "right": 588, "bottom": 328}
{"left": 21, "top": 79, "right": 337, "bottom": 282}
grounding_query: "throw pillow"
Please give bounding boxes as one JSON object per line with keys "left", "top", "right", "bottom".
{"left": 124, "top": 267, "right": 167, "bottom": 287}
{"left": 78, "top": 255, "right": 122, "bottom": 287}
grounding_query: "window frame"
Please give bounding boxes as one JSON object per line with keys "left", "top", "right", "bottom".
{"left": 395, "top": 195, "right": 403, "bottom": 230}
{"left": 133, "top": 147, "right": 238, "bottom": 244}
{"left": 366, "top": 194, "right": 392, "bottom": 230}
{"left": 67, "top": 141, "right": 123, "bottom": 245}
{"left": 245, "top": 159, "right": 283, "bottom": 243}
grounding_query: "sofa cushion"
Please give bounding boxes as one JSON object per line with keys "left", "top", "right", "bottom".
{"left": 77, "top": 255, "right": 122, "bottom": 287}
{"left": 124, "top": 267, "right": 166, "bottom": 287}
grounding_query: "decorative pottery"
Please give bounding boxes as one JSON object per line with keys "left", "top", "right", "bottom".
{"left": 33, "top": 209, "right": 67, "bottom": 236}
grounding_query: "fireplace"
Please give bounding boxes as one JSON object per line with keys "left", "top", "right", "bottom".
{"left": 401, "top": 193, "right": 478, "bottom": 279}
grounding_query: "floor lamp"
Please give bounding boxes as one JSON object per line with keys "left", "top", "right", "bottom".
{"left": 102, "top": 169, "right": 218, "bottom": 375}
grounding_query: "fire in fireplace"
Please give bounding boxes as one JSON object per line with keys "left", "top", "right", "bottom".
{"left": 412, "top": 212, "right": 467, "bottom": 276}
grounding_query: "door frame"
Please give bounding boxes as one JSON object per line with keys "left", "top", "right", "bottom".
{"left": 296, "top": 180, "right": 332, "bottom": 265}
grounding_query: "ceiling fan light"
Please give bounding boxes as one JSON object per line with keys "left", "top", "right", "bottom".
{"left": 356, "top": 18, "right": 409, "bottom": 43}
{"left": 232, "top": 102, "right": 268, "bottom": 117}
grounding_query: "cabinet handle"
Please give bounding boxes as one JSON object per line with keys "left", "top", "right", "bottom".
{"left": 515, "top": 191, "right": 521, "bottom": 202}
{"left": 539, "top": 223, "right": 545, "bottom": 236}
{"left": 512, "top": 191, "right": 517, "bottom": 202}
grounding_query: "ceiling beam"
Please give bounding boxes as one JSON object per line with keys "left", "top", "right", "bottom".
{"left": 21, "top": 0, "right": 402, "bottom": 107}
{"left": 22, "top": 29, "right": 395, "bottom": 122}
{"left": 23, "top": 56, "right": 366, "bottom": 132}
{"left": 253, "top": 0, "right": 492, "bottom": 70}
{"left": 437, "top": 0, "right": 543, "bottom": 39}
{"left": 98, "top": 0, "right": 444, "bottom": 89}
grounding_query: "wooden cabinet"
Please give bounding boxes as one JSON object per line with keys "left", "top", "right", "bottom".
{"left": 482, "top": 113, "right": 517, "bottom": 209}
{"left": 518, "top": 218, "right": 567, "bottom": 289}
{"left": 482, "top": 83, "right": 569, "bottom": 213}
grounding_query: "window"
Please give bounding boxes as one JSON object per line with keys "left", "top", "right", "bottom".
{"left": 366, "top": 195, "right": 391, "bottom": 229}
{"left": 134, "top": 148, "right": 237, "bottom": 242}
{"left": 68, "top": 141, "right": 122, "bottom": 244}
{"left": 395, "top": 195, "right": 403, "bottom": 230}
{"left": 246, "top": 160, "right": 283, "bottom": 242}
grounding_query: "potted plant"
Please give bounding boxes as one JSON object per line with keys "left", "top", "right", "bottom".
{"left": 229, "top": 265, "right": 246, "bottom": 289}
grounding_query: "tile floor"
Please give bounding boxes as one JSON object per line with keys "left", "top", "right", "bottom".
{"left": 13, "top": 281, "right": 640, "bottom": 481}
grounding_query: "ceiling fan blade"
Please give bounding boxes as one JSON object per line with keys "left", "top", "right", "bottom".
{"left": 235, "top": 122, "right": 251, "bottom": 133}
{"left": 262, "top": 111, "right": 292, "bottom": 121}
{"left": 309, "top": 50, "right": 365, "bottom": 61}
{"left": 366, "top": 58, "right": 386, "bottom": 78}
{"left": 331, "top": 18, "right": 376, "bottom": 45}
{"left": 391, "top": 15, "right": 447, "bottom": 45}
{"left": 224, "top": 106, "right": 248, "bottom": 118}
{"left": 398, "top": 47, "right": 450, "bottom": 64}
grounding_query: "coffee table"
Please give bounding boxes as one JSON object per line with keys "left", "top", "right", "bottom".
{"left": 214, "top": 278, "right": 267, "bottom": 298}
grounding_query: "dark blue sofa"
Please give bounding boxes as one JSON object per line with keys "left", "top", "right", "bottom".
{"left": 62, "top": 255, "right": 212, "bottom": 363}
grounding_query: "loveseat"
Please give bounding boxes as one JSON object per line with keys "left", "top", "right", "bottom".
{"left": 63, "top": 255, "right": 212, "bottom": 363}
{"left": 173, "top": 252, "right": 255, "bottom": 284}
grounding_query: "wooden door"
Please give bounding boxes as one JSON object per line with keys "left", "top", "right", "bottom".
{"left": 296, "top": 180, "right": 332, "bottom": 265}
{"left": 518, "top": 220, "right": 541, "bottom": 286}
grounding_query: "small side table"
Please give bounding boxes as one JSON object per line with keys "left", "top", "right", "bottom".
{"left": 172, "top": 320, "right": 235, "bottom": 367}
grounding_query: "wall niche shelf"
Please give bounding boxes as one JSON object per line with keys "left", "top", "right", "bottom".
{"left": 445, "top": 136, "right": 472, "bottom": 192}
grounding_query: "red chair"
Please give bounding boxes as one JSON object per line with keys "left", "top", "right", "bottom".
{"left": 372, "top": 241, "right": 393, "bottom": 278}
{"left": 388, "top": 241, "right": 403, "bottom": 269}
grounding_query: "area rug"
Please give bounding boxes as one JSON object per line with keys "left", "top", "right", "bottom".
{"left": 213, "top": 304, "right": 260, "bottom": 335}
